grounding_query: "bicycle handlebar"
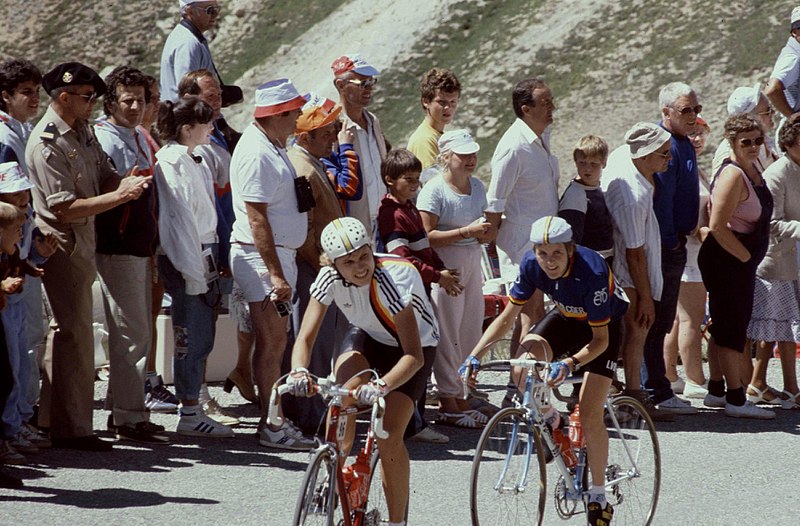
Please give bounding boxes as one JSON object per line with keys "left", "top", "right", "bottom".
{"left": 266, "top": 375, "right": 389, "bottom": 440}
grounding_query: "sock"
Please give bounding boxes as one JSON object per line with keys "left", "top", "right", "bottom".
{"left": 708, "top": 379, "right": 726, "bottom": 398}
{"left": 588, "top": 484, "right": 607, "bottom": 505}
{"left": 387, "top": 522, "right": 405, "bottom": 526}
{"left": 726, "top": 387, "right": 745, "bottom": 406}
{"left": 180, "top": 407, "right": 198, "bottom": 418}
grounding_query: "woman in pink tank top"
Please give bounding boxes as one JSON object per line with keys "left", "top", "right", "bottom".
{"left": 698, "top": 114, "right": 774, "bottom": 419}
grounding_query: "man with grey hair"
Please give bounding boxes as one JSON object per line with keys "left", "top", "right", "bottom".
{"left": 603, "top": 122, "right": 675, "bottom": 422}
{"left": 639, "top": 82, "right": 700, "bottom": 415}
{"left": 160, "top": 0, "right": 221, "bottom": 102}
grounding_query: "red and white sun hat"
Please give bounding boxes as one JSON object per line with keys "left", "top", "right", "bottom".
{"left": 253, "top": 78, "right": 306, "bottom": 118}
{"left": 0, "top": 162, "right": 33, "bottom": 193}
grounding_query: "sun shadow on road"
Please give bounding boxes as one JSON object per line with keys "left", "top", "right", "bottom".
{"left": 0, "top": 486, "right": 217, "bottom": 508}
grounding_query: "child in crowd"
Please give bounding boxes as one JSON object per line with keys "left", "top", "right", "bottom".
{"left": 558, "top": 135, "right": 614, "bottom": 263}
{"left": 377, "top": 148, "right": 461, "bottom": 443}
{"left": 0, "top": 163, "right": 57, "bottom": 466}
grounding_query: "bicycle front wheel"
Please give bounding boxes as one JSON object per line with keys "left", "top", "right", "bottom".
{"left": 293, "top": 448, "right": 343, "bottom": 526}
{"left": 604, "top": 396, "right": 661, "bottom": 526}
{"left": 470, "top": 406, "right": 547, "bottom": 526}
{"left": 363, "top": 447, "right": 389, "bottom": 525}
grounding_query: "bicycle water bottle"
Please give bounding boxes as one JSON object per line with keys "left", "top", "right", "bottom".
{"left": 544, "top": 405, "right": 577, "bottom": 468}
{"left": 568, "top": 404, "right": 584, "bottom": 448}
{"left": 343, "top": 451, "right": 370, "bottom": 509}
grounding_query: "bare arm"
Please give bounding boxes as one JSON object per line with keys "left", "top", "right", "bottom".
{"left": 291, "top": 297, "right": 329, "bottom": 370}
{"left": 467, "top": 301, "right": 524, "bottom": 361}
{"left": 765, "top": 78, "right": 794, "bottom": 119}
{"left": 420, "top": 210, "right": 494, "bottom": 248}
{"left": 625, "top": 246, "right": 655, "bottom": 328}
{"left": 382, "top": 305, "right": 424, "bottom": 391}
{"left": 246, "top": 201, "right": 291, "bottom": 302}
{"left": 708, "top": 167, "right": 750, "bottom": 262}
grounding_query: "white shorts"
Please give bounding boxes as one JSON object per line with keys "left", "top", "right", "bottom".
{"left": 230, "top": 243, "right": 298, "bottom": 303}
{"left": 682, "top": 238, "right": 702, "bottom": 283}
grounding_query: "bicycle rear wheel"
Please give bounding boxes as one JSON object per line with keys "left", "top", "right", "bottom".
{"left": 294, "top": 448, "right": 343, "bottom": 526}
{"left": 470, "top": 406, "right": 547, "bottom": 526}
{"left": 362, "top": 447, "right": 389, "bottom": 525}
{"left": 604, "top": 396, "right": 661, "bottom": 526}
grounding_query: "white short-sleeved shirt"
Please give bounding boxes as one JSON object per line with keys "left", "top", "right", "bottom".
{"left": 229, "top": 123, "right": 307, "bottom": 248}
{"left": 602, "top": 146, "right": 663, "bottom": 301}
{"left": 310, "top": 254, "right": 439, "bottom": 348}
{"left": 486, "top": 118, "right": 560, "bottom": 225}
{"left": 416, "top": 174, "right": 487, "bottom": 246}
{"left": 770, "top": 37, "right": 800, "bottom": 112}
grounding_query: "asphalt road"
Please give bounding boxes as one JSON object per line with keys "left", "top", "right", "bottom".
{"left": 2, "top": 363, "right": 799, "bottom": 526}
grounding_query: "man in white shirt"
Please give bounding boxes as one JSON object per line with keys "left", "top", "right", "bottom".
{"left": 229, "top": 79, "right": 314, "bottom": 450}
{"left": 485, "top": 77, "right": 560, "bottom": 341}
{"left": 332, "top": 54, "right": 387, "bottom": 237}
{"left": 766, "top": 7, "right": 800, "bottom": 124}
{"left": 602, "top": 122, "right": 674, "bottom": 421}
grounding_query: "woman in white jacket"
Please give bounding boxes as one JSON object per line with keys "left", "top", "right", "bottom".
{"left": 155, "top": 97, "right": 233, "bottom": 437}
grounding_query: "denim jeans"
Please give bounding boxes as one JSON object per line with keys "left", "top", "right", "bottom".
{"left": 158, "top": 245, "right": 219, "bottom": 401}
{"left": 641, "top": 243, "right": 687, "bottom": 404}
{"left": 1, "top": 300, "right": 29, "bottom": 438}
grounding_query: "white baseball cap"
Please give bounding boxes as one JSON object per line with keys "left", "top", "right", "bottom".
{"left": 438, "top": 129, "right": 480, "bottom": 155}
{"left": 529, "top": 216, "right": 573, "bottom": 245}
{"left": 727, "top": 84, "right": 761, "bottom": 115}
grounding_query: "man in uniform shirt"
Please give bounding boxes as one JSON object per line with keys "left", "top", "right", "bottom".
{"left": 25, "top": 62, "right": 151, "bottom": 451}
{"left": 332, "top": 54, "right": 387, "bottom": 237}
{"left": 93, "top": 66, "right": 166, "bottom": 443}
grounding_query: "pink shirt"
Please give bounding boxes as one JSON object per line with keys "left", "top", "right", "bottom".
{"left": 713, "top": 165, "right": 762, "bottom": 234}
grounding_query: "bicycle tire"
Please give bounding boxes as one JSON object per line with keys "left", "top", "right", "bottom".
{"left": 362, "top": 448, "right": 389, "bottom": 526}
{"left": 604, "top": 395, "right": 661, "bottom": 526}
{"left": 470, "top": 406, "right": 547, "bottom": 526}
{"left": 293, "top": 447, "right": 343, "bottom": 526}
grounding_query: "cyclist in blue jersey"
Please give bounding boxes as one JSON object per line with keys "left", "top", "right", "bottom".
{"left": 463, "top": 215, "right": 628, "bottom": 526}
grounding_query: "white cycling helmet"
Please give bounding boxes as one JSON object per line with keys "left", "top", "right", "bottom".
{"left": 321, "top": 217, "right": 371, "bottom": 260}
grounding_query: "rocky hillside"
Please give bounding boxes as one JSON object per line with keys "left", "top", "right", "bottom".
{"left": 0, "top": 0, "right": 792, "bottom": 183}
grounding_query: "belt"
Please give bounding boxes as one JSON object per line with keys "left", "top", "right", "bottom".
{"left": 233, "top": 240, "right": 287, "bottom": 249}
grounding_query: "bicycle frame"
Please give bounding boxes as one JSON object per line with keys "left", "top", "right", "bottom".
{"left": 473, "top": 359, "right": 646, "bottom": 502}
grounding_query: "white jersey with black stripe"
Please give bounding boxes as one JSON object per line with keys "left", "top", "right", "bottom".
{"left": 310, "top": 253, "right": 439, "bottom": 348}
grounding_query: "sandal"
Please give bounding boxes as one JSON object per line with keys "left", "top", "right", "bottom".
{"left": 780, "top": 391, "right": 800, "bottom": 410}
{"left": 467, "top": 397, "right": 500, "bottom": 418}
{"left": 746, "top": 384, "right": 783, "bottom": 406}
{"left": 436, "top": 411, "right": 485, "bottom": 429}
{"left": 464, "top": 409, "right": 489, "bottom": 425}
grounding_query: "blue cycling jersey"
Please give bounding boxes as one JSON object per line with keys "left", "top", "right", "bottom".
{"left": 509, "top": 245, "right": 629, "bottom": 327}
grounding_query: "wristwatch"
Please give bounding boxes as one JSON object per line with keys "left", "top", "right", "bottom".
{"left": 570, "top": 356, "right": 581, "bottom": 373}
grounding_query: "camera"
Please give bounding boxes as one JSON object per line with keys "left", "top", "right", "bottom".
{"left": 274, "top": 300, "right": 292, "bottom": 318}
{"left": 294, "top": 177, "right": 316, "bottom": 213}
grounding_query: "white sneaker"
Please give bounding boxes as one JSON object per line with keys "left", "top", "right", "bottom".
{"left": 703, "top": 393, "right": 726, "bottom": 408}
{"left": 177, "top": 411, "right": 235, "bottom": 437}
{"left": 259, "top": 420, "right": 315, "bottom": 451}
{"left": 408, "top": 426, "right": 450, "bottom": 444}
{"left": 655, "top": 396, "right": 698, "bottom": 414}
{"left": 683, "top": 381, "right": 708, "bottom": 399}
{"left": 670, "top": 377, "right": 685, "bottom": 395}
{"left": 724, "top": 401, "right": 776, "bottom": 420}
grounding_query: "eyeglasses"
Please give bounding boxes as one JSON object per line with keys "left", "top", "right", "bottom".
{"left": 194, "top": 5, "right": 221, "bottom": 16}
{"left": 757, "top": 107, "right": 774, "bottom": 116}
{"left": 738, "top": 137, "right": 765, "bottom": 147}
{"left": 651, "top": 150, "right": 670, "bottom": 159}
{"left": 672, "top": 105, "right": 703, "bottom": 116}
{"left": 347, "top": 78, "right": 378, "bottom": 90}
{"left": 70, "top": 91, "right": 98, "bottom": 103}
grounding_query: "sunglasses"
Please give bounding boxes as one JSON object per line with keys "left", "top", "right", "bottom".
{"left": 194, "top": 5, "right": 221, "bottom": 16}
{"left": 738, "top": 137, "right": 765, "bottom": 147}
{"left": 70, "top": 91, "right": 98, "bottom": 103}
{"left": 347, "top": 78, "right": 378, "bottom": 89}
{"left": 672, "top": 105, "right": 702, "bottom": 116}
